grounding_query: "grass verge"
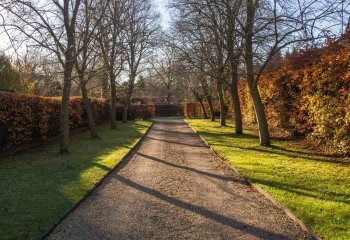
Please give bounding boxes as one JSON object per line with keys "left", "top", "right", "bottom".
{"left": 187, "top": 119, "right": 350, "bottom": 240}
{"left": 0, "top": 121, "right": 151, "bottom": 240}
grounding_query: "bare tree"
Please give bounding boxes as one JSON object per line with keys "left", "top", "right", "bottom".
{"left": 122, "top": 0, "right": 159, "bottom": 122}
{"left": 180, "top": 52, "right": 216, "bottom": 121}
{"left": 96, "top": 0, "right": 126, "bottom": 129}
{"left": 200, "top": 75, "right": 216, "bottom": 121}
{"left": 222, "top": 0, "right": 243, "bottom": 133}
{"left": 172, "top": 0, "right": 347, "bottom": 145}
{"left": 186, "top": 70, "right": 210, "bottom": 119}
{"left": 241, "top": 0, "right": 346, "bottom": 146}
{"left": 0, "top": 0, "right": 82, "bottom": 153}
{"left": 74, "top": 0, "right": 107, "bottom": 138}
{"left": 149, "top": 43, "right": 184, "bottom": 104}
{"left": 173, "top": 0, "right": 231, "bottom": 126}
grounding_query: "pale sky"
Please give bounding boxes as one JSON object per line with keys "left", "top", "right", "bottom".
{"left": 0, "top": 0, "right": 172, "bottom": 53}
{"left": 0, "top": 32, "right": 10, "bottom": 53}
{"left": 154, "top": 0, "right": 171, "bottom": 30}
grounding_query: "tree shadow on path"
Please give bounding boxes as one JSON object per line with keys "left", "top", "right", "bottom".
{"left": 137, "top": 152, "right": 248, "bottom": 185}
{"left": 114, "top": 174, "right": 292, "bottom": 240}
{"left": 146, "top": 136, "right": 207, "bottom": 148}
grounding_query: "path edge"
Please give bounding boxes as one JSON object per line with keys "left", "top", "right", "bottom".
{"left": 41, "top": 121, "right": 155, "bottom": 240}
{"left": 184, "top": 119, "right": 321, "bottom": 240}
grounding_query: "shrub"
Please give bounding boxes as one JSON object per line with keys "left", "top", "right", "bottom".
{"left": 155, "top": 104, "right": 183, "bottom": 117}
{"left": 258, "top": 49, "right": 322, "bottom": 135}
{"left": 183, "top": 102, "right": 221, "bottom": 119}
{"left": 237, "top": 78, "right": 256, "bottom": 125}
{"left": 115, "top": 104, "right": 155, "bottom": 121}
{"left": 185, "top": 35, "right": 350, "bottom": 153}
{"left": 258, "top": 37, "right": 350, "bottom": 152}
{"left": 130, "top": 104, "right": 156, "bottom": 120}
{"left": 302, "top": 44, "right": 350, "bottom": 152}
{"left": 0, "top": 93, "right": 109, "bottom": 151}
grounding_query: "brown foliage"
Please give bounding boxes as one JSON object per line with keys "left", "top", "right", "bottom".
{"left": 0, "top": 93, "right": 157, "bottom": 152}
{"left": 183, "top": 36, "right": 350, "bottom": 153}
{"left": 0, "top": 92, "right": 110, "bottom": 150}
{"left": 184, "top": 102, "right": 221, "bottom": 119}
{"left": 154, "top": 104, "right": 183, "bottom": 117}
{"left": 258, "top": 37, "right": 350, "bottom": 152}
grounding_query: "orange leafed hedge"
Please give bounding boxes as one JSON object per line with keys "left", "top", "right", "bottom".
{"left": 184, "top": 35, "right": 350, "bottom": 152}
{"left": 0, "top": 93, "right": 157, "bottom": 151}
{"left": 115, "top": 104, "right": 155, "bottom": 120}
{"left": 184, "top": 102, "right": 221, "bottom": 119}
{"left": 0, "top": 92, "right": 110, "bottom": 150}
{"left": 258, "top": 36, "right": 350, "bottom": 152}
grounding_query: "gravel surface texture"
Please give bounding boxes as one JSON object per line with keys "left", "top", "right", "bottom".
{"left": 46, "top": 118, "right": 314, "bottom": 240}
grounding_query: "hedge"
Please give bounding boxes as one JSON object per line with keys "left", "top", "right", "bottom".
{"left": 0, "top": 93, "right": 156, "bottom": 151}
{"left": 0, "top": 93, "right": 109, "bottom": 150}
{"left": 259, "top": 37, "right": 350, "bottom": 152}
{"left": 155, "top": 104, "right": 183, "bottom": 117}
{"left": 183, "top": 102, "right": 221, "bottom": 119}
{"left": 184, "top": 36, "right": 350, "bottom": 153}
{"left": 115, "top": 104, "right": 155, "bottom": 120}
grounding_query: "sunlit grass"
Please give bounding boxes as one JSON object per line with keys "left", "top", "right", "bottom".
{"left": 187, "top": 119, "right": 350, "bottom": 240}
{"left": 0, "top": 121, "right": 151, "bottom": 240}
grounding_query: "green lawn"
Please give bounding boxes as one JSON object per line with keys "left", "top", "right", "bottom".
{"left": 0, "top": 121, "right": 151, "bottom": 240}
{"left": 187, "top": 119, "right": 350, "bottom": 240}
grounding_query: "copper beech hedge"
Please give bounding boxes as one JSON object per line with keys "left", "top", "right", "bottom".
{"left": 184, "top": 36, "right": 350, "bottom": 153}
{"left": 115, "top": 104, "right": 156, "bottom": 120}
{"left": 155, "top": 104, "right": 183, "bottom": 117}
{"left": 183, "top": 102, "right": 221, "bottom": 119}
{"left": 0, "top": 92, "right": 155, "bottom": 150}
{"left": 259, "top": 37, "right": 350, "bottom": 152}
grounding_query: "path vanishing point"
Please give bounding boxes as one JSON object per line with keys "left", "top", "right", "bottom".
{"left": 46, "top": 118, "right": 314, "bottom": 240}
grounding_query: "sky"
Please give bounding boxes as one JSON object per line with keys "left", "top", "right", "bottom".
{"left": 0, "top": 31, "right": 10, "bottom": 53}
{"left": 154, "top": 0, "right": 171, "bottom": 30}
{"left": 1, "top": 0, "right": 348, "bottom": 54}
{"left": 0, "top": 0, "right": 172, "bottom": 54}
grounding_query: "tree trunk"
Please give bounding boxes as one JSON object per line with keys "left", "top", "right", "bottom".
{"left": 226, "top": 0, "right": 243, "bottom": 134}
{"left": 249, "top": 86, "right": 270, "bottom": 145}
{"left": 128, "top": 102, "right": 132, "bottom": 120}
{"left": 59, "top": 61, "right": 73, "bottom": 154}
{"left": 122, "top": 97, "right": 129, "bottom": 122}
{"left": 244, "top": 0, "right": 270, "bottom": 146}
{"left": 123, "top": 72, "right": 135, "bottom": 122}
{"left": 216, "top": 80, "right": 226, "bottom": 126}
{"left": 230, "top": 72, "right": 243, "bottom": 134}
{"left": 102, "top": 72, "right": 109, "bottom": 99}
{"left": 110, "top": 72, "right": 117, "bottom": 129}
{"left": 193, "top": 90, "right": 208, "bottom": 119}
{"left": 199, "top": 100, "right": 208, "bottom": 119}
{"left": 206, "top": 95, "right": 215, "bottom": 121}
{"left": 123, "top": 90, "right": 132, "bottom": 122}
{"left": 81, "top": 83, "right": 99, "bottom": 138}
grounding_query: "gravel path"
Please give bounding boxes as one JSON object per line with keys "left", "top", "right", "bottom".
{"left": 46, "top": 118, "right": 314, "bottom": 240}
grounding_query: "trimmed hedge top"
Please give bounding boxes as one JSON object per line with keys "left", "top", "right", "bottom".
{"left": 0, "top": 93, "right": 157, "bottom": 151}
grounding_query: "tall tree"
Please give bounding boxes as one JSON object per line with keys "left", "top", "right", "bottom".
{"left": 149, "top": 43, "right": 184, "bottom": 104}
{"left": 0, "top": 54, "right": 20, "bottom": 92}
{"left": 173, "top": 0, "right": 230, "bottom": 126}
{"left": 222, "top": 0, "right": 243, "bottom": 133}
{"left": 97, "top": 0, "right": 126, "bottom": 129}
{"left": 74, "top": 0, "right": 107, "bottom": 138}
{"left": 122, "top": 0, "right": 159, "bottom": 122}
{"left": 0, "top": 0, "right": 82, "bottom": 153}
{"left": 241, "top": 0, "right": 344, "bottom": 145}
